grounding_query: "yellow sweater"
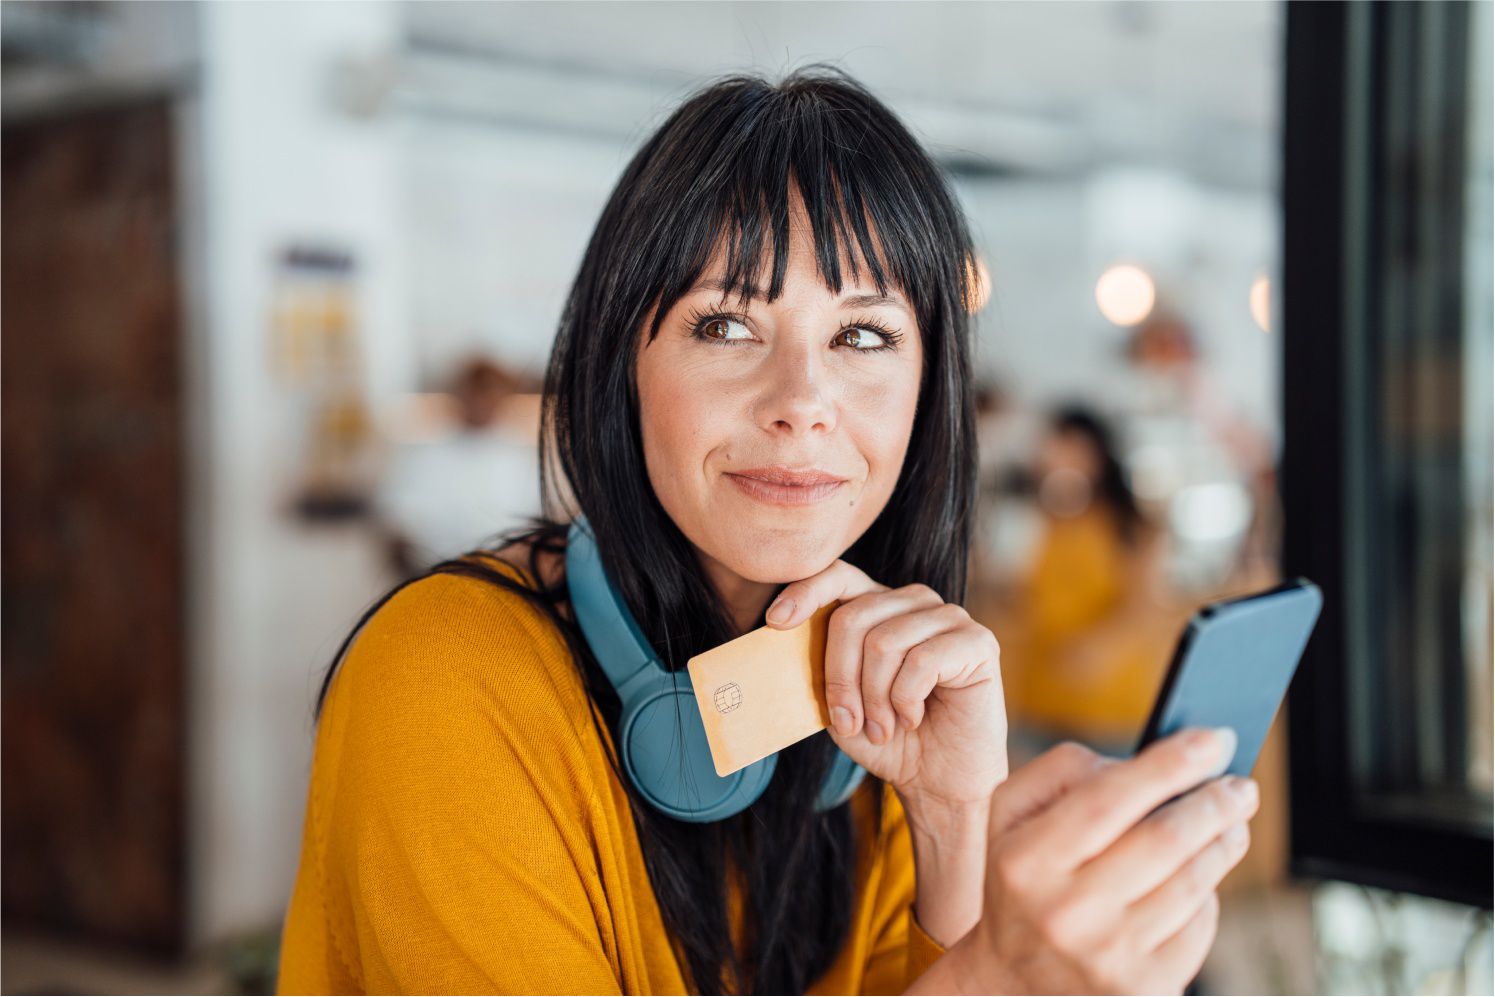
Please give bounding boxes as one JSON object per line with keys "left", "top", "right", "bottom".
{"left": 276, "top": 556, "right": 947, "bottom": 994}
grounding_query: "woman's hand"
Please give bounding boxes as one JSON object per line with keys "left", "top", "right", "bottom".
{"left": 908, "top": 728, "right": 1258, "bottom": 995}
{"left": 764, "top": 559, "right": 1007, "bottom": 812}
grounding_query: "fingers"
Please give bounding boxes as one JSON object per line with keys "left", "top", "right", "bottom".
{"left": 988, "top": 741, "right": 1120, "bottom": 840}
{"left": 764, "top": 559, "right": 888, "bottom": 629}
{"left": 862, "top": 602, "right": 976, "bottom": 737}
{"left": 1141, "top": 892, "right": 1221, "bottom": 994}
{"left": 1127, "top": 822, "right": 1249, "bottom": 952}
{"left": 1074, "top": 775, "right": 1259, "bottom": 906}
{"left": 1007, "top": 728, "right": 1237, "bottom": 873}
{"left": 821, "top": 583, "right": 943, "bottom": 739}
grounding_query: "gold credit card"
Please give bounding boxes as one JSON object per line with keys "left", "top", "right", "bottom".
{"left": 686, "top": 601, "right": 840, "bottom": 777}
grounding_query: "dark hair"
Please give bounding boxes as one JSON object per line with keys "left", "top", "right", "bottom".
{"left": 1050, "top": 404, "right": 1144, "bottom": 545}
{"left": 314, "top": 64, "right": 979, "bottom": 994}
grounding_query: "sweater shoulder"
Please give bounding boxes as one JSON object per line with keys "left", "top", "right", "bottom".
{"left": 322, "top": 555, "right": 596, "bottom": 748}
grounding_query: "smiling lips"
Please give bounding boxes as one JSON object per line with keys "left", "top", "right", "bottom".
{"left": 724, "top": 466, "right": 849, "bottom": 506}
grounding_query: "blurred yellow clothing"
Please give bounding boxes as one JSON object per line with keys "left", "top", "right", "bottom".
{"left": 1003, "top": 506, "right": 1175, "bottom": 743}
{"left": 276, "top": 556, "right": 945, "bottom": 995}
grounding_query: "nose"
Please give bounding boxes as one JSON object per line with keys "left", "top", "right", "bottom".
{"left": 752, "top": 335, "right": 837, "bottom": 437}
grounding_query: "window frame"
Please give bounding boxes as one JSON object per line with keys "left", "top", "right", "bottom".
{"left": 1282, "top": 0, "right": 1492, "bottom": 910}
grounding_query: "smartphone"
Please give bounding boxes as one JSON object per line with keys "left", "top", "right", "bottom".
{"left": 1135, "top": 578, "right": 1323, "bottom": 778}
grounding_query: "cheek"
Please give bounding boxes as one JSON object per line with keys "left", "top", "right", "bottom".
{"left": 841, "top": 368, "right": 920, "bottom": 482}
{"left": 637, "top": 355, "right": 732, "bottom": 491}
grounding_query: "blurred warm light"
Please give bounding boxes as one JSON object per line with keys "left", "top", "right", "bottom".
{"left": 1249, "top": 271, "right": 1271, "bottom": 332}
{"left": 1095, "top": 263, "right": 1156, "bottom": 327}
{"left": 965, "top": 254, "right": 992, "bottom": 313}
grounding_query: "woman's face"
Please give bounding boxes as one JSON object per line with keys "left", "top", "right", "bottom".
{"left": 635, "top": 196, "right": 924, "bottom": 594}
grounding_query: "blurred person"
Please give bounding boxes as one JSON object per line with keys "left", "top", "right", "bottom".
{"left": 1117, "top": 310, "right": 1280, "bottom": 593}
{"left": 997, "top": 406, "right": 1188, "bottom": 760}
{"left": 372, "top": 353, "right": 543, "bottom": 576}
{"left": 278, "top": 68, "right": 1255, "bottom": 996}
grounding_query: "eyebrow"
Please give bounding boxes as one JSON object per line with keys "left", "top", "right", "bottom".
{"left": 689, "top": 277, "right": 912, "bottom": 316}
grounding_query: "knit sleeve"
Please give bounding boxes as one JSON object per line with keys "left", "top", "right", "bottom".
{"left": 858, "top": 783, "right": 950, "bottom": 995}
{"left": 291, "top": 571, "right": 623, "bottom": 995}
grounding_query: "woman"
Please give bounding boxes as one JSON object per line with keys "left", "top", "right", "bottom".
{"left": 276, "top": 67, "right": 1256, "bottom": 995}
{"left": 1001, "top": 406, "right": 1182, "bottom": 757}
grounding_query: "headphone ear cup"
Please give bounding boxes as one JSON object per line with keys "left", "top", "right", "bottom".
{"left": 618, "top": 681, "right": 778, "bottom": 822}
{"left": 815, "top": 746, "right": 867, "bottom": 811}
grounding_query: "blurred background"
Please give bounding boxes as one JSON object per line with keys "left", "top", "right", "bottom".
{"left": 1, "top": 1, "right": 1490, "bottom": 993}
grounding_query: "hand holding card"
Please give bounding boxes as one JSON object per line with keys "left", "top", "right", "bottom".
{"left": 687, "top": 601, "right": 841, "bottom": 776}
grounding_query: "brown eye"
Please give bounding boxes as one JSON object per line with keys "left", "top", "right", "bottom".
{"left": 835, "top": 327, "right": 890, "bottom": 350}
{"left": 694, "top": 315, "right": 752, "bottom": 344}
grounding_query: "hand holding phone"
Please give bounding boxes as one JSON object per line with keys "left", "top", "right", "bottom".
{"left": 907, "top": 727, "right": 1259, "bottom": 996}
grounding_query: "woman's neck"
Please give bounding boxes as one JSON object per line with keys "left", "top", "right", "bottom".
{"left": 695, "top": 548, "right": 780, "bottom": 638}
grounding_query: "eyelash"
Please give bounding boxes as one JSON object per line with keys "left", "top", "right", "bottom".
{"left": 684, "top": 307, "right": 904, "bottom": 353}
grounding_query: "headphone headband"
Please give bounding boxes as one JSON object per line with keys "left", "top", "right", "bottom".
{"left": 564, "top": 517, "right": 662, "bottom": 693}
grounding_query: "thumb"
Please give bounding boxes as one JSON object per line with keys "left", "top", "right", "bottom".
{"left": 989, "top": 741, "right": 1117, "bottom": 839}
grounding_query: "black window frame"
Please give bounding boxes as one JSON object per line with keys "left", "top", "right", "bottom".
{"left": 1282, "top": 0, "right": 1492, "bottom": 910}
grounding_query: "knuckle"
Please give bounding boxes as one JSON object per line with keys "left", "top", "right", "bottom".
{"left": 938, "top": 602, "right": 971, "bottom": 625}
{"left": 902, "top": 582, "right": 941, "bottom": 604}
{"left": 1052, "top": 740, "right": 1099, "bottom": 770}
{"left": 828, "top": 603, "right": 865, "bottom": 636}
{"left": 823, "top": 675, "right": 859, "bottom": 695}
{"left": 889, "top": 686, "right": 922, "bottom": 714}
{"left": 1158, "top": 742, "right": 1199, "bottom": 783}
{"left": 864, "top": 625, "right": 897, "bottom": 658}
{"left": 1152, "top": 806, "right": 1191, "bottom": 850}
{"left": 1185, "top": 786, "right": 1224, "bottom": 829}
{"left": 1036, "top": 901, "right": 1084, "bottom": 949}
{"left": 901, "top": 641, "right": 932, "bottom": 672}
{"left": 993, "top": 849, "right": 1032, "bottom": 893}
{"left": 1073, "top": 792, "right": 1115, "bottom": 830}
{"left": 1207, "top": 778, "right": 1240, "bottom": 816}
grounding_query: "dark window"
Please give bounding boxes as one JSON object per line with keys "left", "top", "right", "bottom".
{"left": 1282, "top": 0, "right": 1492, "bottom": 909}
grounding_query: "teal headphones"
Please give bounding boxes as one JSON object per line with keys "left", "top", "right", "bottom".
{"left": 565, "top": 516, "right": 867, "bottom": 822}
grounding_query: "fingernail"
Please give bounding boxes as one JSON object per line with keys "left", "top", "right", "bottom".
{"left": 831, "top": 706, "right": 854, "bottom": 736}
{"left": 1226, "top": 776, "right": 1259, "bottom": 810}
{"left": 864, "top": 718, "right": 885, "bottom": 744}
{"left": 1196, "top": 727, "right": 1236, "bottom": 776}
{"left": 766, "top": 598, "right": 794, "bottom": 625}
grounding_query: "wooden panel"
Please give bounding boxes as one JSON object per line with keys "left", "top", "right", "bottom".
{"left": 2, "top": 99, "right": 185, "bottom": 953}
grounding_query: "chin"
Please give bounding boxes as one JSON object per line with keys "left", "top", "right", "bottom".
{"left": 707, "top": 526, "right": 849, "bottom": 583}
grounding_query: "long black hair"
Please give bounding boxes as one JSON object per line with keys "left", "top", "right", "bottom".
{"left": 314, "top": 64, "right": 980, "bottom": 995}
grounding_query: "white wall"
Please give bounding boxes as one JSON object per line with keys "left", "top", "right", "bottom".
{"left": 189, "top": 0, "right": 410, "bottom": 945}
